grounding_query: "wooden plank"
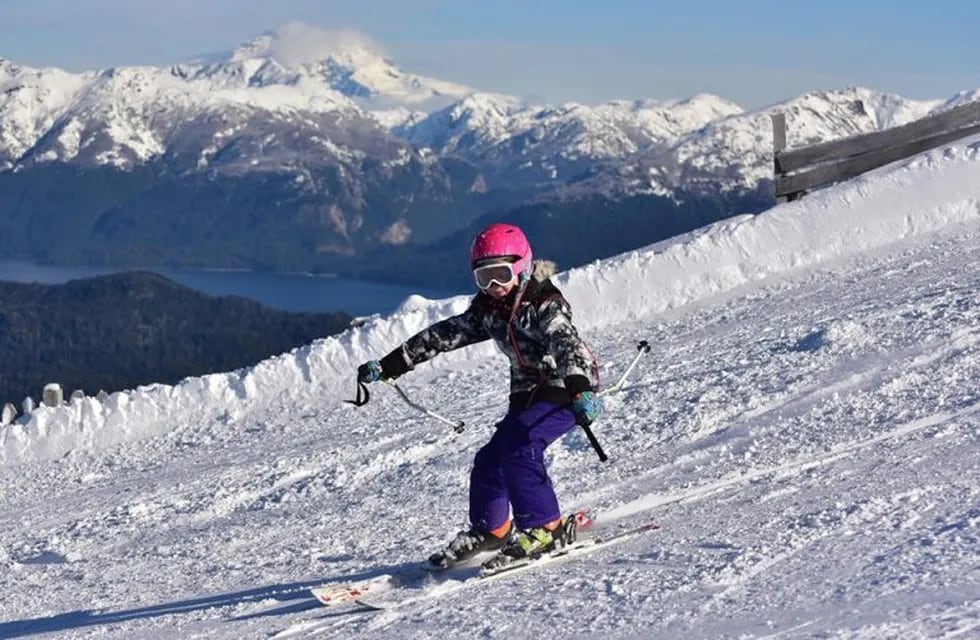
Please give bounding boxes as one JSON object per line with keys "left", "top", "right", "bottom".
{"left": 771, "top": 113, "right": 788, "bottom": 202}
{"left": 777, "top": 100, "right": 980, "bottom": 173}
{"left": 771, "top": 112, "right": 787, "bottom": 153}
{"left": 775, "top": 121, "right": 980, "bottom": 198}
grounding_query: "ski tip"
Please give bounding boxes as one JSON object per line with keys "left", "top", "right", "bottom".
{"left": 311, "top": 576, "right": 391, "bottom": 607}
{"left": 312, "top": 587, "right": 364, "bottom": 606}
{"left": 572, "top": 511, "right": 594, "bottom": 532}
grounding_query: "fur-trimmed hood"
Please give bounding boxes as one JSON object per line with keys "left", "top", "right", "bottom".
{"left": 530, "top": 260, "right": 558, "bottom": 281}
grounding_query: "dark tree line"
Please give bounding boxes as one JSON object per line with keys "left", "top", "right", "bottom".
{"left": 0, "top": 272, "right": 352, "bottom": 406}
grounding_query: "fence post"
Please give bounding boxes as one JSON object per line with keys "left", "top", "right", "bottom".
{"left": 771, "top": 112, "right": 788, "bottom": 203}
{"left": 1, "top": 403, "right": 16, "bottom": 426}
{"left": 42, "top": 383, "right": 64, "bottom": 407}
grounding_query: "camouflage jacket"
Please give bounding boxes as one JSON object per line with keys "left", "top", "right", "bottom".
{"left": 379, "top": 275, "right": 598, "bottom": 408}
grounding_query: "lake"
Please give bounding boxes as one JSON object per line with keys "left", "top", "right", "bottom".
{"left": 0, "top": 260, "right": 463, "bottom": 316}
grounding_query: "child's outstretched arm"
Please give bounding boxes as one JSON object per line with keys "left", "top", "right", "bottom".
{"left": 376, "top": 303, "right": 490, "bottom": 380}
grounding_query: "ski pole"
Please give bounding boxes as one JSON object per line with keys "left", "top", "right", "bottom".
{"left": 598, "top": 340, "right": 651, "bottom": 398}
{"left": 384, "top": 379, "right": 466, "bottom": 433}
{"left": 581, "top": 340, "right": 652, "bottom": 463}
{"left": 577, "top": 421, "right": 608, "bottom": 463}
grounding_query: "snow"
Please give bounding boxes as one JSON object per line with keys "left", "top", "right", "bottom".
{"left": 3, "top": 28, "right": 972, "bottom": 206}
{"left": 666, "top": 87, "right": 941, "bottom": 191}
{"left": 397, "top": 92, "right": 743, "bottom": 177}
{"left": 1, "top": 136, "right": 980, "bottom": 638}
{"left": 199, "top": 22, "right": 472, "bottom": 109}
{"left": 0, "top": 61, "right": 93, "bottom": 163}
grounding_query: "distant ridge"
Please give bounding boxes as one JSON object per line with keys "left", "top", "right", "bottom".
{"left": 0, "top": 271, "right": 352, "bottom": 405}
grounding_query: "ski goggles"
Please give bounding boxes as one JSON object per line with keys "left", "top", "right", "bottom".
{"left": 473, "top": 262, "right": 517, "bottom": 289}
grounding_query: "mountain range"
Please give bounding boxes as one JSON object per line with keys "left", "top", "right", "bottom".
{"left": 1, "top": 22, "right": 975, "bottom": 287}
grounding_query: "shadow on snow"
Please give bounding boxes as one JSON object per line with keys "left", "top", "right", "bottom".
{"left": 0, "top": 563, "right": 408, "bottom": 638}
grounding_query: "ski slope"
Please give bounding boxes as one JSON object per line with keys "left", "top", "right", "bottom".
{"left": 1, "top": 135, "right": 979, "bottom": 639}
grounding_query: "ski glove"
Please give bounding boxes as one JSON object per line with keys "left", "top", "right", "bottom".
{"left": 571, "top": 391, "right": 602, "bottom": 426}
{"left": 357, "top": 360, "right": 384, "bottom": 384}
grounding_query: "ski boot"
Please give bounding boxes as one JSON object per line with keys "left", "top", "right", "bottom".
{"left": 481, "top": 515, "right": 578, "bottom": 572}
{"left": 428, "top": 522, "right": 512, "bottom": 570}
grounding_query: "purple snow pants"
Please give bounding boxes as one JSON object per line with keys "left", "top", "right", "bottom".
{"left": 469, "top": 401, "right": 578, "bottom": 531}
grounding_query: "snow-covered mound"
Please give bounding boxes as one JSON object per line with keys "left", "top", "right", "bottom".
{"left": 563, "top": 131, "right": 980, "bottom": 320}
{"left": 4, "top": 134, "right": 978, "bottom": 467}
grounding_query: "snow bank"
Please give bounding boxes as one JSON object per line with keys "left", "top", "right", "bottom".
{"left": 560, "top": 137, "right": 980, "bottom": 326}
{"left": 2, "top": 136, "right": 979, "bottom": 466}
{"left": 0, "top": 295, "right": 477, "bottom": 465}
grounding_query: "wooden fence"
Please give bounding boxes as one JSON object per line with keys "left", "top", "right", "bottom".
{"left": 772, "top": 99, "right": 980, "bottom": 202}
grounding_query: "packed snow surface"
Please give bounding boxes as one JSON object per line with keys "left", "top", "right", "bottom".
{"left": 1, "top": 137, "right": 979, "bottom": 638}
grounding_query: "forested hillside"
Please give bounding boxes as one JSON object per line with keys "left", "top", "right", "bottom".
{"left": 0, "top": 272, "right": 352, "bottom": 405}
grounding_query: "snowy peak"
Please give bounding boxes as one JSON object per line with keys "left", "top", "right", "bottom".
{"left": 943, "top": 88, "right": 980, "bottom": 108}
{"left": 591, "top": 93, "right": 745, "bottom": 138}
{"left": 0, "top": 61, "right": 93, "bottom": 169}
{"left": 0, "top": 58, "right": 17, "bottom": 76}
{"left": 394, "top": 92, "right": 526, "bottom": 149}
{"left": 581, "top": 86, "right": 948, "bottom": 197}
{"left": 691, "top": 86, "right": 939, "bottom": 174}
{"left": 0, "top": 37, "right": 409, "bottom": 170}
{"left": 403, "top": 91, "right": 742, "bottom": 152}
{"left": 0, "top": 23, "right": 474, "bottom": 172}
{"left": 396, "top": 91, "right": 743, "bottom": 184}
{"left": 182, "top": 22, "right": 473, "bottom": 108}
{"left": 765, "top": 86, "right": 941, "bottom": 145}
{"left": 1, "top": 64, "right": 355, "bottom": 170}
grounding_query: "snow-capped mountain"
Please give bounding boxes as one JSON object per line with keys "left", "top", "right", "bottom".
{"left": 395, "top": 92, "right": 745, "bottom": 185}
{"left": 567, "top": 87, "right": 944, "bottom": 198}
{"left": 0, "top": 53, "right": 424, "bottom": 173}
{"left": 177, "top": 23, "right": 472, "bottom": 110}
{"left": 0, "top": 29, "right": 484, "bottom": 265}
{"left": 0, "top": 27, "right": 956, "bottom": 192}
{"left": 0, "top": 23, "right": 472, "bottom": 173}
{"left": 0, "top": 58, "right": 95, "bottom": 170}
{"left": 1, "top": 23, "right": 976, "bottom": 286}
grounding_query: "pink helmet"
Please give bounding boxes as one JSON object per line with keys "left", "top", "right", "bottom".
{"left": 470, "top": 223, "right": 533, "bottom": 277}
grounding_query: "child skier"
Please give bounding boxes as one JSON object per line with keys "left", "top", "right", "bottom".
{"left": 356, "top": 223, "right": 601, "bottom": 570}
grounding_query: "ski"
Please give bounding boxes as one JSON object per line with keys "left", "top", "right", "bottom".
{"left": 309, "top": 511, "right": 594, "bottom": 607}
{"left": 309, "top": 561, "right": 471, "bottom": 608}
{"left": 478, "top": 519, "right": 660, "bottom": 579}
{"left": 355, "top": 517, "right": 660, "bottom": 610}
{"left": 310, "top": 574, "right": 396, "bottom": 607}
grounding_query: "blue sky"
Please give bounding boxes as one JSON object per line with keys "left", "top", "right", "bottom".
{"left": 0, "top": 0, "right": 976, "bottom": 108}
